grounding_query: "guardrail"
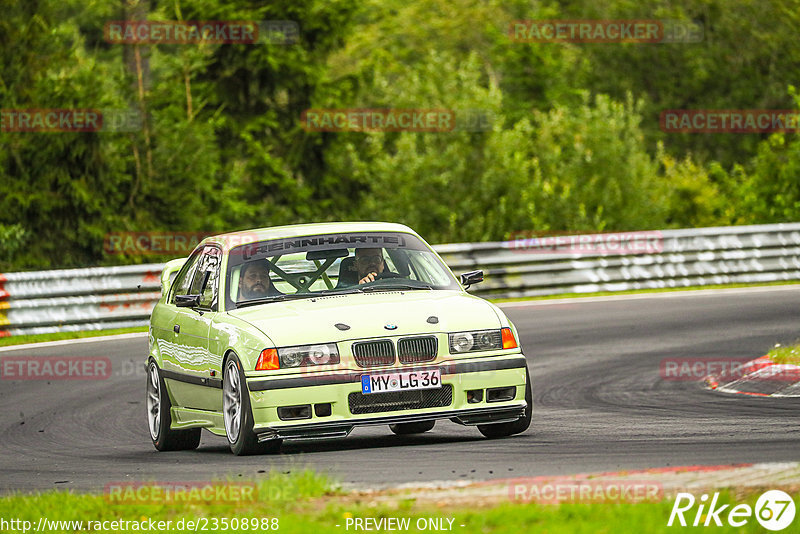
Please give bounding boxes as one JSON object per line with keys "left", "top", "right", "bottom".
{"left": 2, "top": 223, "right": 799, "bottom": 337}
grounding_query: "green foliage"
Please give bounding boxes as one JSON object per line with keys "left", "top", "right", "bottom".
{"left": 0, "top": 0, "right": 358, "bottom": 269}
{"left": 322, "top": 50, "right": 513, "bottom": 242}
{"left": 767, "top": 341, "right": 800, "bottom": 365}
{"left": 720, "top": 86, "right": 800, "bottom": 224}
{"left": 658, "top": 147, "right": 727, "bottom": 228}
{"left": 528, "top": 92, "right": 663, "bottom": 232}
{"left": 170, "top": 0, "right": 362, "bottom": 228}
{"left": 734, "top": 133, "right": 800, "bottom": 223}
{"left": 558, "top": 0, "right": 800, "bottom": 167}
{"left": 0, "top": 0, "right": 128, "bottom": 268}
{"left": 0, "top": 223, "right": 27, "bottom": 268}
{"left": 0, "top": 480, "right": 793, "bottom": 534}
{"left": 3, "top": 0, "right": 800, "bottom": 270}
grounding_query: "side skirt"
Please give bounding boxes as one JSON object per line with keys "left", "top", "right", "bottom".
{"left": 170, "top": 406, "right": 225, "bottom": 434}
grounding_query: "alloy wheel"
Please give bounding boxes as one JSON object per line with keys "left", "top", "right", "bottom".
{"left": 223, "top": 360, "right": 242, "bottom": 442}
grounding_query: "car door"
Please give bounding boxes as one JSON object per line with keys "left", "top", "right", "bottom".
{"left": 152, "top": 248, "right": 201, "bottom": 391}
{"left": 168, "top": 245, "right": 222, "bottom": 411}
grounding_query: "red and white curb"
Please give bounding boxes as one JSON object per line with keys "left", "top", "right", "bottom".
{"left": 704, "top": 355, "right": 800, "bottom": 397}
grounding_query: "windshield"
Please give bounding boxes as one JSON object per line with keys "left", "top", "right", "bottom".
{"left": 225, "top": 231, "right": 460, "bottom": 309}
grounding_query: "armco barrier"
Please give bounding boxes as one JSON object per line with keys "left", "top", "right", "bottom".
{"left": 0, "top": 264, "right": 163, "bottom": 337}
{"left": 437, "top": 223, "right": 800, "bottom": 299}
{"left": 1, "top": 224, "right": 799, "bottom": 337}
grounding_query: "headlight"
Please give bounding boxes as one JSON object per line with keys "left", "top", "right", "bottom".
{"left": 449, "top": 329, "right": 502, "bottom": 353}
{"left": 277, "top": 343, "right": 340, "bottom": 368}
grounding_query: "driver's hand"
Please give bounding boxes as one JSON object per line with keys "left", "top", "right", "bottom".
{"left": 358, "top": 272, "right": 378, "bottom": 284}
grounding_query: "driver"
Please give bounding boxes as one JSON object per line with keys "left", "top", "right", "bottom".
{"left": 238, "top": 261, "right": 277, "bottom": 300}
{"left": 355, "top": 248, "right": 390, "bottom": 284}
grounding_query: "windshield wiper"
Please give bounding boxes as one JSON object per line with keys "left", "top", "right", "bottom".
{"left": 235, "top": 293, "right": 316, "bottom": 308}
{"left": 360, "top": 282, "right": 433, "bottom": 292}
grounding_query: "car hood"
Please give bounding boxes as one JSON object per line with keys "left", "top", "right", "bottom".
{"left": 227, "top": 290, "right": 501, "bottom": 346}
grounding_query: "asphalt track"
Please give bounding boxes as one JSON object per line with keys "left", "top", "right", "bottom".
{"left": 1, "top": 286, "right": 799, "bottom": 493}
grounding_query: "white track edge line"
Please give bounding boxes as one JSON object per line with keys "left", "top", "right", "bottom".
{"left": 0, "top": 331, "right": 148, "bottom": 352}
{"left": 497, "top": 284, "right": 800, "bottom": 308}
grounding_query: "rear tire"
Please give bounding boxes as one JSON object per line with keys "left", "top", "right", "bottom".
{"left": 147, "top": 360, "right": 201, "bottom": 451}
{"left": 478, "top": 367, "right": 532, "bottom": 439}
{"left": 389, "top": 420, "right": 436, "bottom": 435}
{"left": 223, "top": 355, "right": 282, "bottom": 455}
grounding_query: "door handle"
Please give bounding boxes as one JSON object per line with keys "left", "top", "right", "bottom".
{"left": 173, "top": 324, "right": 180, "bottom": 334}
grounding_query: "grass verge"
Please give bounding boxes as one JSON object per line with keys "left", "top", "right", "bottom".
{"left": 0, "top": 326, "right": 147, "bottom": 348}
{"left": 0, "top": 471, "right": 794, "bottom": 533}
{"left": 767, "top": 342, "right": 800, "bottom": 366}
{"left": 488, "top": 280, "right": 800, "bottom": 304}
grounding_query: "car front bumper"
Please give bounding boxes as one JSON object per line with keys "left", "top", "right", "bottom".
{"left": 245, "top": 355, "right": 529, "bottom": 441}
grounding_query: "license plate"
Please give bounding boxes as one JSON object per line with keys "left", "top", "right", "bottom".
{"left": 361, "top": 369, "right": 441, "bottom": 394}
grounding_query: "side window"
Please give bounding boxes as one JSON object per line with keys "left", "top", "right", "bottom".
{"left": 195, "top": 247, "right": 221, "bottom": 310}
{"left": 407, "top": 250, "right": 450, "bottom": 286}
{"left": 171, "top": 252, "right": 203, "bottom": 301}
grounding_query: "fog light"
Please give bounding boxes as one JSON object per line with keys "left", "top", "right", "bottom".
{"left": 314, "top": 403, "right": 332, "bottom": 417}
{"left": 486, "top": 386, "right": 516, "bottom": 403}
{"left": 277, "top": 405, "right": 311, "bottom": 420}
{"left": 466, "top": 389, "right": 484, "bottom": 404}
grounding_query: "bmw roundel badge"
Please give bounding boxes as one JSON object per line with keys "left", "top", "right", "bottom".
{"left": 384, "top": 323, "right": 398, "bottom": 330}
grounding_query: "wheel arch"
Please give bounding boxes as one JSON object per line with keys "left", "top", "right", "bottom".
{"left": 147, "top": 333, "right": 165, "bottom": 369}
{"left": 222, "top": 349, "right": 239, "bottom": 373}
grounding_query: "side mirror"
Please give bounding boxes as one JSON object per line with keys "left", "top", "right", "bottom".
{"left": 459, "top": 270, "right": 484, "bottom": 289}
{"left": 175, "top": 294, "right": 201, "bottom": 308}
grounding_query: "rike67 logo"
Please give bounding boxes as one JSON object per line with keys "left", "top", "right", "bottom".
{"left": 668, "top": 490, "right": 795, "bottom": 530}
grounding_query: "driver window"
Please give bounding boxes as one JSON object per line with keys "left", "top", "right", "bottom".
{"left": 171, "top": 252, "right": 202, "bottom": 301}
{"left": 196, "top": 247, "right": 221, "bottom": 309}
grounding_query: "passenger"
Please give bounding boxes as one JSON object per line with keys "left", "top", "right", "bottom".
{"left": 238, "top": 261, "right": 277, "bottom": 299}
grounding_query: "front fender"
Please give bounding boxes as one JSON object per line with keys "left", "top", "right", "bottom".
{"left": 212, "top": 315, "right": 277, "bottom": 372}
{"left": 147, "top": 325, "right": 163, "bottom": 368}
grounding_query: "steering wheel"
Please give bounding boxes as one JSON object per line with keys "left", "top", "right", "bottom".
{"left": 358, "top": 271, "right": 404, "bottom": 284}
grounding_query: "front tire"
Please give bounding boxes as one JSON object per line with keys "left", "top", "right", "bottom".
{"left": 389, "top": 420, "right": 436, "bottom": 435}
{"left": 223, "top": 355, "right": 282, "bottom": 455}
{"left": 478, "top": 367, "right": 532, "bottom": 439}
{"left": 147, "top": 360, "right": 201, "bottom": 451}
